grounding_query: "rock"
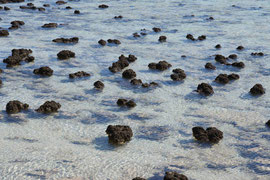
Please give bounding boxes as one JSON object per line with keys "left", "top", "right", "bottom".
{"left": 38, "top": 7, "right": 45, "bottom": 11}
{"left": 228, "top": 54, "right": 237, "bottom": 59}
{"left": 42, "top": 23, "right": 57, "bottom": 28}
{"left": 109, "top": 54, "right": 137, "bottom": 73}
{"left": 148, "top": 63, "right": 157, "bottom": 70}
{"left": 122, "top": 69, "right": 136, "bottom": 79}
{"left": 36, "top": 101, "right": 61, "bottom": 113}
{"left": 43, "top": 4, "right": 50, "bottom": 7}
{"left": 251, "top": 52, "right": 264, "bottom": 56}
{"left": 0, "top": 68, "right": 3, "bottom": 73}
{"left": 74, "top": 10, "right": 80, "bottom": 14}
{"left": 215, "top": 54, "right": 227, "bottom": 64}
{"left": 0, "top": 79, "right": 2, "bottom": 85}
{"left": 130, "top": 78, "right": 142, "bottom": 85}
{"left": 215, "top": 74, "right": 229, "bottom": 84}
{"left": 114, "top": 15, "right": 122, "bottom": 19}
{"left": 20, "top": 5, "right": 36, "bottom": 10}
{"left": 236, "top": 46, "right": 244, "bottom": 50}
{"left": 153, "top": 27, "right": 161, "bottom": 32}
{"left": 9, "top": 20, "right": 25, "bottom": 30}
{"left": 0, "top": 0, "right": 24, "bottom": 3}
{"left": 33, "top": 66, "right": 53, "bottom": 76}
{"left": 208, "top": 16, "right": 214, "bottom": 20}
{"left": 107, "top": 39, "right": 121, "bottom": 44}
{"left": 228, "top": 73, "right": 239, "bottom": 80}
{"left": 250, "top": 84, "right": 265, "bottom": 96}
{"left": 192, "top": 126, "right": 223, "bottom": 143}
{"left": 98, "top": 39, "right": 106, "bottom": 46}
{"left": 142, "top": 82, "right": 158, "bottom": 88}
{"left": 171, "top": 68, "right": 186, "bottom": 81}
{"left": 69, "top": 71, "right": 90, "bottom": 79}
{"left": 215, "top": 44, "right": 221, "bottom": 49}
{"left": 94, "top": 81, "right": 104, "bottom": 90}
{"left": 117, "top": 99, "right": 128, "bottom": 106}
{"left": 6, "top": 100, "right": 29, "bottom": 114}
{"left": 56, "top": 1, "right": 66, "bottom": 5}
{"left": 126, "top": 100, "right": 136, "bottom": 108}
{"left": 3, "top": 48, "right": 34, "bottom": 67}
{"left": 266, "top": 120, "right": 270, "bottom": 127}
{"left": 231, "top": 62, "right": 245, "bottom": 68}
{"left": 52, "top": 37, "right": 79, "bottom": 44}
{"left": 133, "top": 33, "right": 140, "bottom": 38}
{"left": 205, "top": 62, "right": 216, "bottom": 70}
{"left": 197, "top": 83, "right": 214, "bottom": 96}
{"left": 0, "top": 30, "right": 9, "bottom": 36}
{"left": 65, "top": 6, "right": 72, "bottom": 9}
{"left": 4, "top": 6, "right": 9, "bottom": 10}
{"left": 186, "top": 34, "right": 195, "bottom": 41}
{"left": 127, "top": 54, "right": 137, "bottom": 62}
{"left": 105, "top": 125, "right": 133, "bottom": 144}
{"left": 197, "top": 35, "right": 206, "bottom": 41}
{"left": 57, "top": 50, "right": 75, "bottom": 60}
{"left": 149, "top": 61, "right": 172, "bottom": 71}
{"left": 99, "top": 4, "right": 109, "bottom": 8}
{"left": 132, "top": 178, "right": 146, "bottom": 180}
{"left": 140, "top": 32, "right": 147, "bottom": 36}
{"left": 159, "top": 36, "right": 167, "bottom": 42}
{"left": 164, "top": 171, "right": 188, "bottom": 180}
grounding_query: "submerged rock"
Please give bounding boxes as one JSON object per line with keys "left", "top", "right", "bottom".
{"left": 192, "top": 126, "right": 223, "bottom": 143}
{"left": 69, "top": 71, "right": 90, "bottom": 79}
{"left": 250, "top": 84, "right": 265, "bottom": 96}
{"left": 94, "top": 80, "right": 104, "bottom": 90}
{"left": 33, "top": 66, "right": 53, "bottom": 76}
{"left": 52, "top": 37, "right": 79, "bottom": 44}
{"left": 164, "top": 171, "right": 188, "bottom": 180}
{"left": 105, "top": 125, "right": 133, "bottom": 144}
{"left": 205, "top": 62, "right": 216, "bottom": 70}
{"left": 36, "top": 101, "right": 61, "bottom": 113}
{"left": 196, "top": 83, "right": 214, "bottom": 96}
{"left": 6, "top": 100, "right": 29, "bottom": 114}
{"left": 0, "top": 30, "right": 9, "bottom": 36}
{"left": 57, "top": 50, "right": 75, "bottom": 60}
{"left": 122, "top": 69, "right": 136, "bottom": 79}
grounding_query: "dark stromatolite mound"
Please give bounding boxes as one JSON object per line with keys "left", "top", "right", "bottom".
{"left": 0, "top": 30, "right": 9, "bottom": 36}
{"left": 228, "top": 54, "right": 237, "bottom": 59}
{"left": 57, "top": 50, "right": 75, "bottom": 60}
{"left": 130, "top": 78, "right": 142, "bottom": 85}
{"left": 251, "top": 52, "right": 264, "bottom": 56}
{"left": 192, "top": 126, "right": 223, "bottom": 144}
{"left": 215, "top": 74, "right": 229, "bottom": 84}
{"left": 94, "top": 81, "right": 104, "bottom": 90}
{"left": 231, "top": 62, "right": 245, "bottom": 68}
{"left": 74, "top": 10, "right": 80, "bottom": 14}
{"left": 98, "top": 39, "right": 106, "bottom": 46}
{"left": 159, "top": 36, "right": 167, "bottom": 42}
{"left": 52, "top": 37, "right": 79, "bottom": 44}
{"left": 122, "top": 69, "right": 136, "bottom": 79}
{"left": 197, "top": 35, "right": 206, "bottom": 41}
{"left": 266, "top": 120, "right": 270, "bottom": 127}
{"left": 215, "top": 54, "right": 227, "bottom": 64}
{"left": 4, "top": 6, "right": 10, "bottom": 10}
{"left": 142, "top": 82, "right": 158, "bottom": 88}
{"left": 99, "top": 4, "right": 109, "bottom": 8}
{"left": 186, "top": 34, "right": 195, "bottom": 41}
{"left": 33, "top": 66, "right": 53, "bottom": 76}
{"left": 164, "top": 171, "right": 188, "bottom": 180}
{"left": 117, "top": 99, "right": 136, "bottom": 108}
{"left": 114, "top": 15, "right": 123, "bottom": 19}
{"left": 153, "top": 27, "right": 161, "bottom": 32}
{"left": 42, "top": 23, "right": 58, "bottom": 28}
{"left": 56, "top": 1, "right": 66, "bottom": 5}
{"left": 132, "top": 177, "right": 146, "bottom": 180}
{"left": 109, "top": 54, "right": 137, "bottom": 73}
{"left": 250, "top": 84, "right": 265, "bottom": 96}
{"left": 43, "top": 4, "right": 49, "bottom": 7}
{"left": 215, "top": 44, "right": 221, "bottom": 49}
{"left": 69, "top": 71, "right": 90, "bottom": 79}
{"left": 9, "top": 20, "right": 25, "bottom": 30}
{"left": 6, "top": 100, "right": 29, "bottom": 114}
{"left": 171, "top": 68, "right": 186, "bottom": 81}
{"left": 117, "top": 99, "right": 128, "bottom": 106}
{"left": 106, "top": 125, "right": 133, "bottom": 144}
{"left": 236, "top": 46, "right": 244, "bottom": 50}
{"left": 3, "top": 49, "right": 34, "bottom": 67}
{"left": 228, "top": 73, "right": 240, "bottom": 80}
{"left": 36, "top": 101, "right": 61, "bottom": 113}
{"left": 148, "top": 61, "right": 172, "bottom": 71}
{"left": 197, "top": 83, "right": 214, "bottom": 96}
{"left": 205, "top": 62, "right": 216, "bottom": 70}
{"left": 0, "top": 0, "right": 24, "bottom": 4}
{"left": 107, "top": 39, "right": 121, "bottom": 45}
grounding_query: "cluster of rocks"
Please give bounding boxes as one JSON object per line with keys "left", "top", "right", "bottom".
{"left": 251, "top": 52, "right": 264, "bottom": 56}
{"left": 57, "top": 50, "right": 75, "bottom": 60}
{"left": 108, "top": 54, "right": 137, "bottom": 73}
{"left": 133, "top": 27, "right": 161, "bottom": 38}
{"left": 192, "top": 126, "right": 223, "bottom": 144}
{"left": 148, "top": 61, "right": 172, "bottom": 71}
{"left": 117, "top": 99, "right": 136, "bottom": 108}
{"left": 130, "top": 78, "right": 158, "bottom": 88}
{"left": 20, "top": 3, "right": 45, "bottom": 11}
{"left": 98, "top": 39, "right": 121, "bottom": 46}
{"left": 133, "top": 171, "right": 188, "bottom": 180}
{"left": 52, "top": 37, "right": 79, "bottom": 44}
{"left": 3, "top": 49, "right": 34, "bottom": 67}
{"left": 214, "top": 73, "right": 239, "bottom": 84}
{"left": 93, "top": 80, "right": 104, "bottom": 90}
{"left": 114, "top": 15, "right": 123, "bottom": 19}
{"left": 171, "top": 68, "right": 186, "bottom": 81}
{"left": 196, "top": 83, "right": 214, "bottom": 96}
{"left": 0, "top": 6, "right": 10, "bottom": 10}
{"left": 36, "top": 101, "right": 61, "bottom": 114}
{"left": 42, "top": 23, "right": 58, "bottom": 28}
{"left": 33, "top": 66, "right": 53, "bottom": 76}
{"left": 69, "top": 71, "right": 90, "bottom": 79}
{"left": 6, "top": 100, "right": 29, "bottom": 114}
{"left": 186, "top": 34, "right": 206, "bottom": 41}
{"left": 0, "top": 29, "right": 9, "bottom": 36}
{"left": 9, "top": 20, "right": 25, "bottom": 30}
{"left": 0, "top": 0, "right": 24, "bottom": 4}
{"left": 215, "top": 54, "right": 245, "bottom": 68}
{"left": 250, "top": 84, "right": 265, "bottom": 96}
{"left": 106, "top": 125, "right": 133, "bottom": 144}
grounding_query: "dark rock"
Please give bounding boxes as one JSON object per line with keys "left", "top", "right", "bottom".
{"left": 36, "top": 101, "right": 61, "bottom": 113}
{"left": 27, "top": 3, "right": 34, "bottom": 6}
{"left": 107, "top": 39, "right": 121, "bottom": 45}
{"left": 197, "top": 83, "right": 214, "bottom": 96}
{"left": 99, "top": 4, "right": 109, "bottom": 8}
{"left": 66, "top": 6, "right": 72, "bottom": 9}
{"left": 142, "top": 82, "right": 158, "bottom": 88}
{"left": 98, "top": 39, "right": 106, "bottom": 46}
{"left": 215, "top": 54, "right": 227, "bottom": 64}
{"left": 122, "top": 69, "right": 136, "bottom": 79}
{"left": 105, "top": 125, "right": 133, "bottom": 144}
{"left": 6, "top": 100, "right": 29, "bottom": 114}
{"left": 155, "top": 61, "right": 172, "bottom": 71}
{"left": 57, "top": 50, "right": 75, "bottom": 60}
{"left": 56, "top": 1, "right": 66, "bottom": 5}
{"left": 42, "top": 23, "right": 57, "bottom": 28}
{"left": 0, "top": 79, "right": 2, "bottom": 85}
{"left": 171, "top": 68, "right": 186, "bottom": 81}
{"left": 20, "top": 5, "right": 36, "bottom": 10}
{"left": 205, "top": 62, "right": 216, "bottom": 70}
{"left": 153, "top": 27, "right": 161, "bottom": 32}
{"left": 0, "top": 0, "right": 24, "bottom": 4}
{"left": 109, "top": 54, "right": 136, "bottom": 73}
{"left": 192, "top": 126, "right": 223, "bottom": 143}
{"left": 197, "top": 35, "right": 206, "bottom": 41}
{"left": 3, "top": 48, "right": 34, "bottom": 67}
{"left": 164, "top": 171, "right": 188, "bottom": 180}
{"left": 231, "top": 62, "right": 245, "bottom": 68}
{"left": 0, "top": 68, "right": 3, "bottom": 73}
{"left": 132, "top": 177, "right": 146, "bottom": 180}
{"left": 130, "top": 78, "right": 142, "bottom": 85}
{"left": 215, "top": 74, "right": 229, "bottom": 84}
{"left": 126, "top": 100, "right": 136, "bottom": 108}
{"left": 266, "top": 120, "right": 270, "bottom": 127}
{"left": 250, "top": 84, "right": 265, "bottom": 96}
{"left": 94, "top": 81, "right": 104, "bottom": 90}
{"left": 159, "top": 36, "right": 167, "bottom": 42}
{"left": 251, "top": 52, "right": 264, "bottom": 56}
{"left": 52, "top": 37, "right": 79, "bottom": 44}
{"left": 236, "top": 46, "right": 244, "bottom": 50}
{"left": 186, "top": 34, "right": 195, "bottom": 41}
{"left": 114, "top": 15, "right": 122, "bottom": 19}
{"left": 33, "top": 66, "right": 53, "bottom": 76}
{"left": 148, "top": 63, "right": 157, "bottom": 69}
{"left": 38, "top": 7, "right": 45, "bottom": 11}
{"left": 117, "top": 99, "right": 128, "bottom": 106}
{"left": 69, "top": 71, "right": 90, "bottom": 79}
{"left": 140, "top": 32, "right": 147, "bottom": 36}
{"left": 4, "top": 6, "right": 9, "bottom": 10}
{"left": 43, "top": 4, "right": 50, "bottom": 7}
{"left": 181, "top": 55, "right": 186, "bottom": 58}
{"left": 74, "top": 10, "right": 80, "bottom": 14}
{"left": 215, "top": 44, "right": 221, "bottom": 49}
{"left": 228, "top": 73, "right": 239, "bottom": 80}
{"left": 228, "top": 54, "right": 237, "bottom": 59}
{"left": 208, "top": 16, "right": 214, "bottom": 20}
{"left": 0, "top": 30, "right": 9, "bottom": 36}
{"left": 133, "top": 33, "right": 140, "bottom": 38}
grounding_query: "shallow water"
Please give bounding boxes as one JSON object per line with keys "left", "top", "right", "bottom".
{"left": 0, "top": 0, "right": 270, "bottom": 179}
